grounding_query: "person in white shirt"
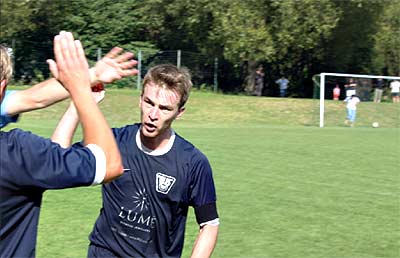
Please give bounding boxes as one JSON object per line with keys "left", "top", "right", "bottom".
{"left": 344, "top": 94, "right": 360, "bottom": 127}
{"left": 389, "top": 80, "right": 400, "bottom": 103}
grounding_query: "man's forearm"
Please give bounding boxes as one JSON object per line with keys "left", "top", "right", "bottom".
{"left": 6, "top": 78, "right": 68, "bottom": 116}
{"left": 5, "top": 70, "right": 103, "bottom": 117}
{"left": 191, "top": 225, "right": 219, "bottom": 258}
{"left": 51, "top": 102, "right": 79, "bottom": 148}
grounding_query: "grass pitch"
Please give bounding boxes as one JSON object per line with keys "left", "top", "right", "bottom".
{"left": 3, "top": 88, "right": 399, "bottom": 258}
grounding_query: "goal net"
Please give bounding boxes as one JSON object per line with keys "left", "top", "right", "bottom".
{"left": 311, "top": 73, "right": 400, "bottom": 128}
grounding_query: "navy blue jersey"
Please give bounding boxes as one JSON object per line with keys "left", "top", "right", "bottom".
{"left": 89, "top": 124, "right": 218, "bottom": 257}
{"left": 0, "top": 129, "right": 100, "bottom": 257}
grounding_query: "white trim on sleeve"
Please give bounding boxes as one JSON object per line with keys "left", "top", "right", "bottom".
{"left": 199, "top": 218, "right": 220, "bottom": 227}
{"left": 86, "top": 144, "right": 106, "bottom": 185}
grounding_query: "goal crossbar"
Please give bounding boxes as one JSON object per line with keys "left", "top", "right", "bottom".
{"left": 318, "top": 72, "right": 400, "bottom": 127}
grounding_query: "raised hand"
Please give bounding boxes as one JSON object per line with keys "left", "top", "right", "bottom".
{"left": 51, "top": 31, "right": 91, "bottom": 92}
{"left": 92, "top": 47, "right": 138, "bottom": 84}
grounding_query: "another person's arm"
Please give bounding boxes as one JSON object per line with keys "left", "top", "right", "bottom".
{"left": 4, "top": 47, "right": 137, "bottom": 117}
{"left": 52, "top": 90, "right": 104, "bottom": 148}
{"left": 51, "top": 46, "right": 136, "bottom": 147}
{"left": 53, "top": 31, "right": 122, "bottom": 183}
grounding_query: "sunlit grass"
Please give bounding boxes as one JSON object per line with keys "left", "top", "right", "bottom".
{"left": 3, "top": 87, "right": 399, "bottom": 258}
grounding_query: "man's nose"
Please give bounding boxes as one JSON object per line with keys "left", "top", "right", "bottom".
{"left": 149, "top": 107, "right": 159, "bottom": 120}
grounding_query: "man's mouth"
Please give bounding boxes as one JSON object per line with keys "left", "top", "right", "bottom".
{"left": 144, "top": 122, "right": 157, "bottom": 132}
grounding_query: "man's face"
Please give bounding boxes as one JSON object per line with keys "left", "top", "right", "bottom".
{"left": 140, "top": 82, "right": 184, "bottom": 140}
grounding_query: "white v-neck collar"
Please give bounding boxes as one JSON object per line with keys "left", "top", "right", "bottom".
{"left": 136, "top": 127, "right": 175, "bottom": 156}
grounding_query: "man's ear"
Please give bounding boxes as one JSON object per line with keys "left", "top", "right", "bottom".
{"left": 0, "top": 80, "right": 8, "bottom": 102}
{"left": 176, "top": 107, "right": 185, "bottom": 120}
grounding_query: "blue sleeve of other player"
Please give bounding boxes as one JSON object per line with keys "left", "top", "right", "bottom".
{"left": 0, "top": 91, "right": 19, "bottom": 128}
{"left": 1, "top": 129, "right": 97, "bottom": 189}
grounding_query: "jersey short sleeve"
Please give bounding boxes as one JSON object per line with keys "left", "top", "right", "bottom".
{"left": 1, "top": 129, "right": 101, "bottom": 189}
{"left": 188, "top": 150, "right": 219, "bottom": 225}
{"left": 0, "top": 91, "right": 19, "bottom": 128}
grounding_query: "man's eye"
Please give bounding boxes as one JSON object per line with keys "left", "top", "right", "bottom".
{"left": 160, "top": 107, "right": 173, "bottom": 112}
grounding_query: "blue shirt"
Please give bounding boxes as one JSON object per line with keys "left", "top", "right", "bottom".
{"left": 89, "top": 124, "right": 218, "bottom": 257}
{"left": 276, "top": 78, "right": 289, "bottom": 89}
{"left": 0, "top": 91, "right": 19, "bottom": 128}
{"left": 0, "top": 129, "right": 101, "bottom": 257}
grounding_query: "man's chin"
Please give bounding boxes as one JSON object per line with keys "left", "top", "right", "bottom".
{"left": 141, "top": 127, "right": 157, "bottom": 138}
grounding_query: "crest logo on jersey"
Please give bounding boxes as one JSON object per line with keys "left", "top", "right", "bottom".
{"left": 156, "top": 173, "right": 176, "bottom": 194}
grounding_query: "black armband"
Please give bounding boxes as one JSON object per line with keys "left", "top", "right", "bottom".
{"left": 194, "top": 202, "right": 219, "bottom": 225}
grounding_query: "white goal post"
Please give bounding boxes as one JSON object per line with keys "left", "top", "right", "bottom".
{"left": 318, "top": 72, "right": 400, "bottom": 127}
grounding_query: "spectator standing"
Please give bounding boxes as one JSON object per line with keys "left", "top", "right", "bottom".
{"left": 275, "top": 76, "right": 289, "bottom": 97}
{"left": 333, "top": 84, "right": 341, "bottom": 100}
{"left": 389, "top": 79, "right": 400, "bottom": 103}
{"left": 373, "top": 78, "right": 385, "bottom": 103}
{"left": 344, "top": 78, "right": 357, "bottom": 97}
{"left": 254, "top": 66, "right": 265, "bottom": 96}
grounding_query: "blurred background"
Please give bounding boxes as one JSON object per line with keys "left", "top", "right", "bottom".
{"left": 1, "top": 0, "right": 399, "bottom": 97}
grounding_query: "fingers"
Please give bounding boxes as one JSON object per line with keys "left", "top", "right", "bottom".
{"left": 53, "top": 35, "right": 64, "bottom": 67}
{"left": 64, "top": 32, "right": 77, "bottom": 61}
{"left": 46, "top": 59, "right": 59, "bottom": 79}
{"left": 104, "top": 47, "right": 123, "bottom": 59}
{"left": 115, "top": 52, "right": 135, "bottom": 63}
{"left": 53, "top": 30, "right": 90, "bottom": 91}
{"left": 58, "top": 31, "right": 72, "bottom": 63}
{"left": 75, "top": 39, "right": 89, "bottom": 70}
{"left": 119, "top": 59, "right": 138, "bottom": 70}
{"left": 122, "top": 69, "right": 139, "bottom": 77}
{"left": 92, "top": 90, "right": 105, "bottom": 104}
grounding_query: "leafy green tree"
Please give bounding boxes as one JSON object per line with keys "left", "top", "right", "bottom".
{"left": 322, "top": 0, "right": 384, "bottom": 74}
{"left": 209, "top": 0, "right": 339, "bottom": 95}
{"left": 372, "top": 0, "right": 400, "bottom": 76}
{"left": 0, "top": 1, "right": 35, "bottom": 40}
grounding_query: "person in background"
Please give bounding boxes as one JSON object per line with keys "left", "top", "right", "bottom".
{"left": 389, "top": 79, "right": 400, "bottom": 103}
{"left": 275, "top": 75, "right": 289, "bottom": 97}
{"left": 0, "top": 45, "right": 136, "bottom": 128}
{"left": 344, "top": 94, "right": 361, "bottom": 127}
{"left": 373, "top": 78, "right": 385, "bottom": 103}
{"left": 0, "top": 32, "right": 137, "bottom": 257}
{"left": 344, "top": 78, "right": 357, "bottom": 97}
{"left": 333, "top": 84, "right": 341, "bottom": 100}
{"left": 254, "top": 65, "right": 265, "bottom": 97}
{"left": 52, "top": 64, "right": 220, "bottom": 258}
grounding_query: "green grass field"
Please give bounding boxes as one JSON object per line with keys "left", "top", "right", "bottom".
{"left": 3, "top": 88, "right": 399, "bottom": 258}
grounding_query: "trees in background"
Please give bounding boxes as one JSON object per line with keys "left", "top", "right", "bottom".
{"left": 371, "top": 0, "right": 400, "bottom": 76}
{"left": 1, "top": 0, "right": 398, "bottom": 97}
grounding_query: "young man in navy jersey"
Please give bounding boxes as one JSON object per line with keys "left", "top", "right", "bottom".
{"left": 0, "top": 32, "right": 137, "bottom": 257}
{"left": 53, "top": 64, "right": 220, "bottom": 257}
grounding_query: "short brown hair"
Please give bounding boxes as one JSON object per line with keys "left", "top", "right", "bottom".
{"left": 0, "top": 45, "right": 13, "bottom": 82}
{"left": 142, "top": 64, "right": 192, "bottom": 108}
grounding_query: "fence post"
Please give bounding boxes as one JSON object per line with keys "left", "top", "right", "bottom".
{"left": 97, "top": 48, "right": 102, "bottom": 61}
{"left": 11, "top": 39, "right": 16, "bottom": 79}
{"left": 214, "top": 57, "right": 218, "bottom": 93}
{"left": 177, "top": 50, "right": 181, "bottom": 68}
{"left": 137, "top": 50, "right": 142, "bottom": 90}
